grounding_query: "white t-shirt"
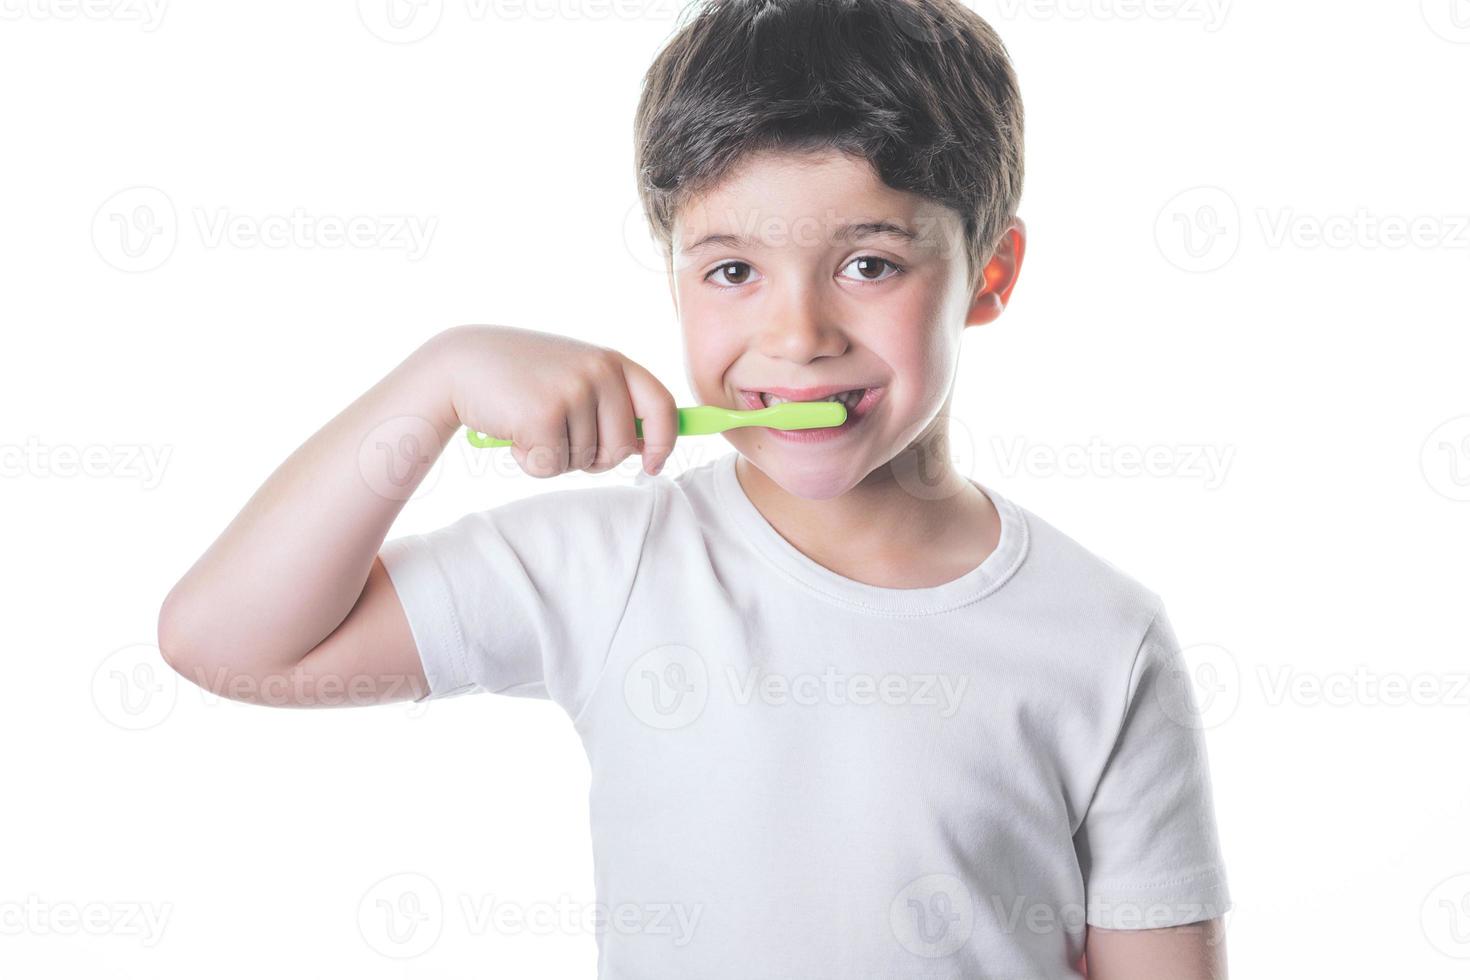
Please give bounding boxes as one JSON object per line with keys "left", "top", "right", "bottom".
{"left": 380, "top": 450, "right": 1231, "bottom": 979}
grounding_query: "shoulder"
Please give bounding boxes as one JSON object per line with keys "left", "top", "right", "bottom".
{"left": 1000, "top": 493, "right": 1165, "bottom": 645}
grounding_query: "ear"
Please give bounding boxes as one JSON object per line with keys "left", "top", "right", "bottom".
{"left": 965, "top": 217, "right": 1027, "bottom": 328}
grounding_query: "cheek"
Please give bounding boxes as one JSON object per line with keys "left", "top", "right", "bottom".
{"left": 680, "top": 322, "right": 742, "bottom": 396}
{"left": 922, "top": 330, "right": 962, "bottom": 396}
{"left": 870, "top": 278, "right": 961, "bottom": 395}
{"left": 875, "top": 324, "right": 956, "bottom": 408}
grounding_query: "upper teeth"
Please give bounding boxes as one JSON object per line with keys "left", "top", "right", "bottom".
{"left": 761, "top": 389, "right": 864, "bottom": 409}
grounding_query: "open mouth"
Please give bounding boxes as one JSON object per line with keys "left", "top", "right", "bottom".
{"left": 758, "top": 388, "right": 866, "bottom": 410}
{"left": 736, "top": 386, "right": 885, "bottom": 428}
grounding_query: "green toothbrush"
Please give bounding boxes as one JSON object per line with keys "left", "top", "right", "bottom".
{"left": 465, "top": 400, "right": 847, "bottom": 448}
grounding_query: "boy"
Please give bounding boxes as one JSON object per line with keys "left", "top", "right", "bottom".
{"left": 159, "top": 0, "right": 1231, "bottom": 976}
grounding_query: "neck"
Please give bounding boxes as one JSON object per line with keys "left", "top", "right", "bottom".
{"left": 734, "top": 420, "right": 1000, "bottom": 588}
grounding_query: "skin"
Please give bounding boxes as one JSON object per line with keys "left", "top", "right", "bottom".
{"left": 157, "top": 145, "right": 1225, "bottom": 977}
{"left": 1084, "top": 916, "right": 1229, "bottom": 979}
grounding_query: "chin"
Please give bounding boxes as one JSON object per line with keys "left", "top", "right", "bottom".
{"left": 736, "top": 441, "right": 869, "bottom": 501}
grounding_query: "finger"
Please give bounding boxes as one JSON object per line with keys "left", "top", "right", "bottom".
{"left": 620, "top": 359, "right": 678, "bottom": 475}
{"left": 517, "top": 413, "right": 570, "bottom": 478}
{"left": 594, "top": 369, "right": 639, "bottom": 472}
{"left": 566, "top": 383, "right": 601, "bottom": 473}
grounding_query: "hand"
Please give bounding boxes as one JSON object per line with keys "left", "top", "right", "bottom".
{"left": 432, "top": 324, "right": 679, "bottom": 478}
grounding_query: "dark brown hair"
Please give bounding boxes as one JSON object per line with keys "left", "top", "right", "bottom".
{"left": 634, "top": 0, "right": 1025, "bottom": 294}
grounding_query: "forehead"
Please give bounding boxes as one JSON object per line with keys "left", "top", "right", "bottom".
{"left": 671, "top": 147, "right": 959, "bottom": 254}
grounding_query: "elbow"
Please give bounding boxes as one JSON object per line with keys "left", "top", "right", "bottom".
{"left": 156, "top": 585, "right": 193, "bottom": 677}
{"left": 157, "top": 583, "right": 307, "bottom": 703}
{"left": 157, "top": 583, "right": 211, "bottom": 690}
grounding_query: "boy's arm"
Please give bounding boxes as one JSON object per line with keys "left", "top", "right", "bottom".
{"left": 1084, "top": 917, "right": 1227, "bottom": 979}
{"left": 157, "top": 324, "right": 678, "bottom": 707}
{"left": 156, "top": 330, "right": 461, "bottom": 705}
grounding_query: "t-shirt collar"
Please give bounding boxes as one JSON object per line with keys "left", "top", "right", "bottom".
{"left": 712, "top": 450, "right": 1029, "bottom": 616}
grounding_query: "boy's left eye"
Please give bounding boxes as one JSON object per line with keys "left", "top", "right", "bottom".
{"left": 838, "top": 256, "right": 902, "bottom": 283}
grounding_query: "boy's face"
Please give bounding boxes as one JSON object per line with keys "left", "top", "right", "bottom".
{"left": 667, "top": 147, "right": 1023, "bottom": 498}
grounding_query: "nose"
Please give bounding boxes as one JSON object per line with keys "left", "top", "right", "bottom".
{"left": 753, "top": 277, "right": 849, "bottom": 364}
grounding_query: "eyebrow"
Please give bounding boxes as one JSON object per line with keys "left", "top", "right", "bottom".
{"left": 678, "top": 221, "right": 919, "bottom": 255}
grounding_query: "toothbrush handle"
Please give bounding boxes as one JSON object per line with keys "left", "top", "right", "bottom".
{"left": 465, "top": 430, "right": 524, "bottom": 448}
{"left": 464, "top": 404, "right": 837, "bottom": 447}
{"left": 465, "top": 420, "right": 652, "bottom": 449}
{"left": 466, "top": 407, "right": 711, "bottom": 448}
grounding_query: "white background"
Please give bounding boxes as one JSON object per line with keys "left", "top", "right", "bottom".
{"left": 3, "top": 1, "right": 1469, "bottom": 976}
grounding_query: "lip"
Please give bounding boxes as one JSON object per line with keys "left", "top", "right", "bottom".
{"left": 735, "top": 384, "right": 885, "bottom": 442}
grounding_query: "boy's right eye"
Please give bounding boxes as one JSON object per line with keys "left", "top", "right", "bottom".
{"left": 705, "top": 261, "right": 761, "bottom": 289}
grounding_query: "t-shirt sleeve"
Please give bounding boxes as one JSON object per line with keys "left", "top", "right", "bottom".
{"left": 377, "top": 478, "right": 661, "bottom": 714}
{"left": 1073, "top": 602, "right": 1233, "bottom": 929}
